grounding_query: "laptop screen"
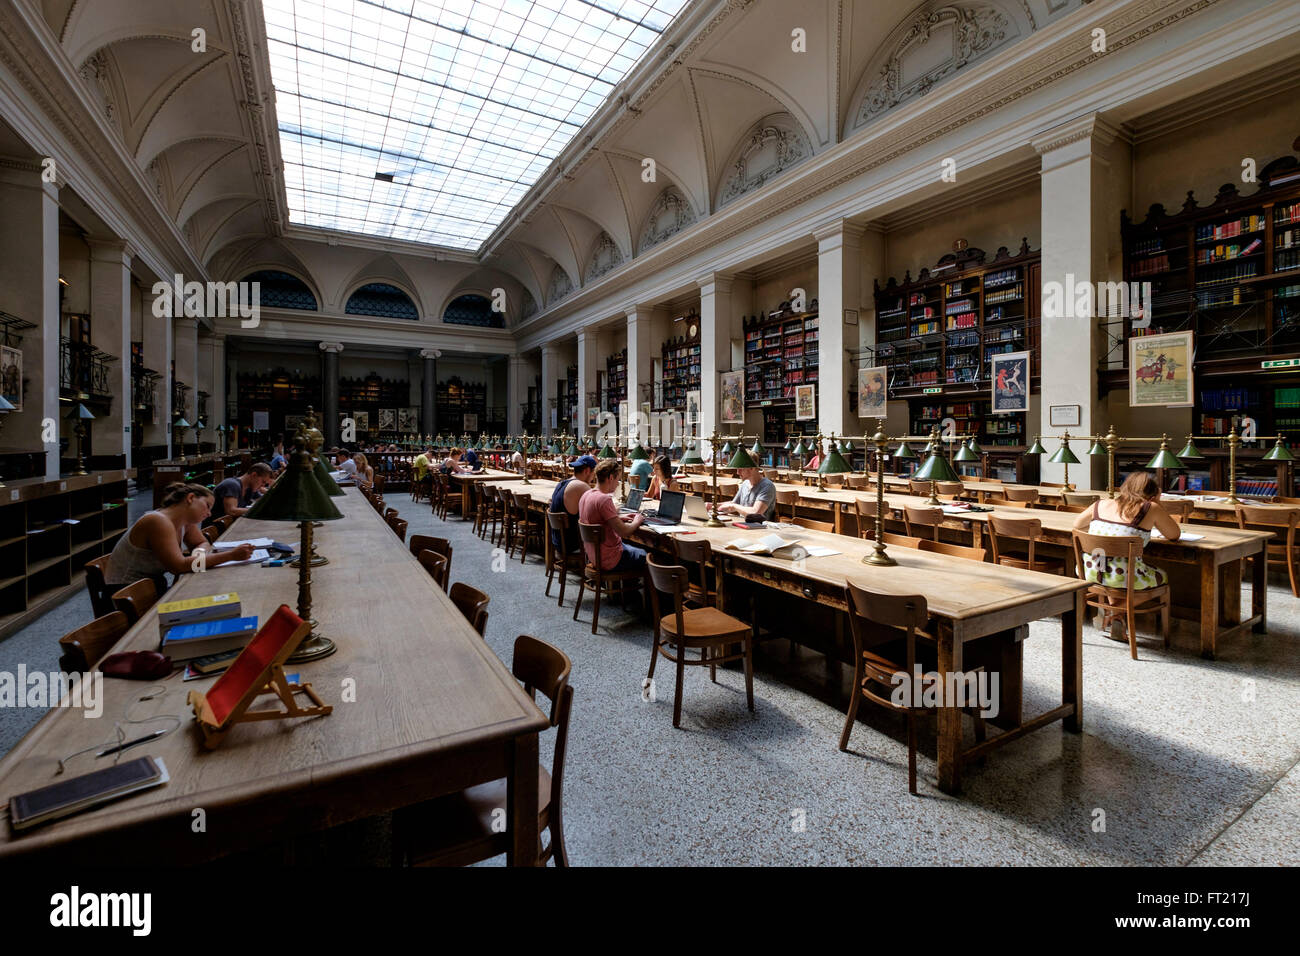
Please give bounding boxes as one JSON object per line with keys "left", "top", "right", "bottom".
{"left": 656, "top": 490, "right": 685, "bottom": 522}
{"left": 624, "top": 487, "right": 644, "bottom": 511}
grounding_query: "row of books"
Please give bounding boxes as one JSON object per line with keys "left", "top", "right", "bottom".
{"left": 1275, "top": 201, "right": 1300, "bottom": 226}
{"left": 1131, "top": 254, "right": 1172, "bottom": 276}
{"left": 1196, "top": 214, "right": 1266, "bottom": 242}
{"left": 984, "top": 268, "right": 1020, "bottom": 289}
{"left": 1196, "top": 239, "right": 1262, "bottom": 264}
{"left": 1200, "top": 388, "right": 1261, "bottom": 412}
{"left": 985, "top": 286, "right": 1022, "bottom": 304}
{"left": 157, "top": 592, "right": 254, "bottom": 664}
{"left": 1131, "top": 237, "right": 1173, "bottom": 255}
{"left": 1235, "top": 478, "right": 1279, "bottom": 497}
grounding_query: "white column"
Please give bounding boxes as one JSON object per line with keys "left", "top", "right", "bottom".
{"left": 815, "top": 221, "right": 864, "bottom": 441}
{"left": 88, "top": 239, "right": 134, "bottom": 467}
{"left": 507, "top": 355, "right": 527, "bottom": 434}
{"left": 141, "top": 279, "right": 172, "bottom": 455}
{"left": 624, "top": 305, "right": 657, "bottom": 442}
{"left": 576, "top": 329, "right": 598, "bottom": 439}
{"left": 1033, "top": 115, "right": 1126, "bottom": 489}
{"left": 698, "top": 274, "right": 734, "bottom": 456}
{"left": 199, "top": 333, "right": 226, "bottom": 449}
{"left": 540, "top": 344, "right": 559, "bottom": 436}
{"left": 172, "top": 318, "right": 198, "bottom": 453}
{"left": 0, "top": 165, "right": 61, "bottom": 478}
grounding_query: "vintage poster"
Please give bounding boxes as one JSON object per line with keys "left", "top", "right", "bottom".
{"left": 720, "top": 370, "right": 744, "bottom": 424}
{"left": 1130, "top": 331, "right": 1193, "bottom": 407}
{"left": 991, "top": 350, "right": 1030, "bottom": 413}
{"left": 685, "top": 389, "right": 701, "bottom": 427}
{"left": 587, "top": 406, "right": 601, "bottom": 428}
{"left": 1, "top": 345, "right": 21, "bottom": 412}
{"left": 353, "top": 411, "right": 369, "bottom": 433}
{"left": 795, "top": 384, "right": 816, "bottom": 421}
{"left": 857, "top": 365, "right": 887, "bottom": 419}
{"left": 378, "top": 408, "right": 396, "bottom": 430}
{"left": 397, "top": 407, "right": 416, "bottom": 432}
{"left": 463, "top": 413, "right": 478, "bottom": 432}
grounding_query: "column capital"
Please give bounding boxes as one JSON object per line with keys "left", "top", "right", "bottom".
{"left": 419, "top": 348, "right": 442, "bottom": 360}
{"left": 814, "top": 219, "right": 866, "bottom": 249}
{"left": 86, "top": 236, "right": 136, "bottom": 263}
{"left": 540, "top": 343, "right": 560, "bottom": 356}
{"left": 1032, "top": 114, "right": 1128, "bottom": 161}
{"left": 0, "top": 157, "right": 63, "bottom": 194}
{"left": 318, "top": 341, "right": 344, "bottom": 353}
{"left": 696, "top": 273, "right": 734, "bottom": 296}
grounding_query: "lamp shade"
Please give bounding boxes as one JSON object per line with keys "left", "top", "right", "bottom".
{"left": 749, "top": 438, "right": 763, "bottom": 457}
{"left": 953, "top": 442, "right": 979, "bottom": 462}
{"left": 720, "top": 441, "right": 734, "bottom": 457}
{"left": 1048, "top": 443, "right": 1080, "bottom": 465}
{"left": 1146, "top": 447, "right": 1183, "bottom": 469}
{"left": 965, "top": 437, "right": 983, "bottom": 455}
{"left": 783, "top": 439, "right": 793, "bottom": 452}
{"left": 1025, "top": 436, "right": 1047, "bottom": 456}
{"left": 791, "top": 439, "right": 808, "bottom": 457}
{"left": 1177, "top": 437, "right": 1206, "bottom": 460}
{"left": 679, "top": 441, "right": 704, "bottom": 465}
{"left": 628, "top": 441, "right": 649, "bottom": 461}
{"left": 726, "top": 445, "right": 758, "bottom": 469}
{"left": 1087, "top": 440, "right": 1108, "bottom": 456}
{"left": 892, "top": 441, "right": 918, "bottom": 460}
{"left": 174, "top": 417, "right": 192, "bottom": 429}
{"left": 817, "top": 446, "right": 853, "bottom": 475}
{"left": 74, "top": 403, "right": 95, "bottom": 420}
{"left": 1263, "top": 438, "right": 1296, "bottom": 461}
{"left": 565, "top": 439, "right": 580, "bottom": 456}
{"left": 914, "top": 449, "right": 960, "bottom": 482}
{"left": 247, "top": 449, "right": 343, "bottom": 522}
{"left": 841, "top": 439, "right": 853, "bottom": 453}
{"left": 669, "top": 438, "right": 681, "bottom": 453}
{"left": 598, "top": 442, "right": 616, "bottom": 459}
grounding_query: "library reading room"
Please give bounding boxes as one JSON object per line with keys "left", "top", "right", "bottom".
{"left": 0, "top": 0, "right": 1297, "bottom": 898}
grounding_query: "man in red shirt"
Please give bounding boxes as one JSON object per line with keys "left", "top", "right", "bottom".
{"left": 578, "top": 459, "right": 647, "bottom": 573}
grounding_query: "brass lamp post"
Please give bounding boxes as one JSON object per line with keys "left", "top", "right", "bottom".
{"left": 704, "top": 428, "right": 725, "bottom": 527}
{"left": 71, "top": 403, "right": 95, "bottom": 475}
{"left": 814, "top": 434, "right": 853, "bottom": 492}
{"left": 913, "top": 439, "right": 960, "bottom": 506}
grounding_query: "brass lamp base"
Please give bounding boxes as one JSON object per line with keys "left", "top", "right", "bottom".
{"left": 704, "top": 511, "right": 724, "bottom": 528}
{"left": 862, "top": 550, "right": 897, "bottom": 567}
{"left": 289, "top": 553, "right": 328, "bottom": 568}
{"left": 288, "top": 633, "right": 337, "bottom": 663}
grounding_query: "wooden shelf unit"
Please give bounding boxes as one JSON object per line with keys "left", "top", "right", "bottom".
{"left": 437, "top": 378, "right": 488, "bottom": 435}
{"left": 604, "top": 348, "right": 627, "bottom": 412}
{"left": 660, "top": 328, "right": 700, "bottom": 412}
{"left": 742, "top": 307, "right": 820, "bottom": 407}
{"left": 0, "top": 470, "right": 130, "bottom": 640}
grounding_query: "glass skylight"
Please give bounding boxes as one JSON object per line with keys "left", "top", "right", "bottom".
{"left": 263, "top": 0, "right": 689, "bottom": 250}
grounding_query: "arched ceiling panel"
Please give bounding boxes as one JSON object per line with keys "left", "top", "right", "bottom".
{"left": 152, "top": 137, "right": 246, "bottom": 218}
{"left": 134, "top": 56, "right": 245, "bottom": 170}
{"left": 547, "top": 159, "right": 633, "bottom": 257}
{"left": 606, "top": 75, "right": 709, "bottom": 214}
{"left": 514, "top": 210, "right": 581, "bottom": 286}
{"left": 61, "top": 0, "right": 225, "bottom": 70}
{"left": 603, "top": 151, "right": 700, "bottom": 244}
{"left": 549, "top": 206, "right": 605, "bottom": 273}
{"left": 99, "top": 38, "right": 226, "bottom": 156}
{"left": 190, "top": 198, "right": 262, "bottom": 262}
{"left": 176, "top": 147, "right": 259, "bottom": 226}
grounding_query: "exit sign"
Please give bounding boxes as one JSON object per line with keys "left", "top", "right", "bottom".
{"left": 923, "top": 387, "right": 942, "bottom": 394}
{"left": 1262, "top": 359, "right": 1300, "bottom": 369}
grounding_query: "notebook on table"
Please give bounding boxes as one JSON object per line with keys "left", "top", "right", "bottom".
{"left": 642, "top": 490, "right": 686, "bottom": 526}
{"left": 8, "top": 756, "right": 169, "bottom": 832}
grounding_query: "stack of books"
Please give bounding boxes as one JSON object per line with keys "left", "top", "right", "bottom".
{"left": 157, "top": 592, "right": 257, "bottom": 662}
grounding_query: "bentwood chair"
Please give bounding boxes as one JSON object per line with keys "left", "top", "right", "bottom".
{"left": 388, "top": 517, "right": 408, "bottom": 543}
{"left": 202, "top": 525, "right": 221, "bottom": 546}
{"left": 1000, "top": 486, "right": 1041, "bottom": 506}
{"left": 510, "top": 491, "right": 545, "bottom": 564}
{"left": 985, "top": 513, "right": 1065, "bottom": 575}
{"left": 917, "top": 539, "right": 986, "bottom": 562}
{"left": 1063, "top": 492, "right": 1101, "bottom": 511}
{"left": 409, "top": 535, "right": 452, "bottom": 591}
{"left": 58, "top": 611, "right": 131, "bottom": 672}
{"left": 1072, "top": 530, "right": 1171, "bottom": 659}
{"left": 82, "top": 555, "right": 116, "bottom": 618}
{"left": 907, "top": 479, "right": 932, "bottom": 497}
{"left": 774, "top": 489, "right": 801, "bottom": 522}
{"left": 573, "top": 523, "right": 644, "bottom": 635}
{"left": 393, "top": 634, "right": 573, "bottom": 866}
{"left": 449, "top": 582, "right": 490, "bottom": 637}
{"left": 1162, "top": 499, "right": 1194, "bottom": 524}
{"left": 417, "top": 550, "right": 449, "bottom": 590}
{"left": 1235, "top": 505, "right": 1300, "bottom": 597}
{"left": 792, "top": 516, "right": 835, "bottom": 533}
{"left": 646, "top": 557, "right": 755, "bottom": 729}
{"left": 902, "top": 505, "right": 943, "bottom": 541}
{"left": 111, "top": 578, "right": 159, "bottom": 626}
{"left": 545, "top": 512, "right": 585, "bottom": 607}
{"left": 853, "top": 498, "right": 881, "bottom": 540}
{"left": 881, "top": 532, "right": 923, "bottom": 549}
{"left": 670, "top": 535, "right": 715, "bottom": 609}
{"left": 839, "top": 583, "right": 987, "bottom": 794}
{"left": 935, "top": 481, "right": 966, "bottom": 501}
{"left": 214, "top": 515, "right": 235, "bottom": 535}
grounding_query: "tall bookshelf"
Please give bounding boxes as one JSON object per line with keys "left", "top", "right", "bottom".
{"left": 605, "top": 348, "right": 627, "bottom": 412}
{"left": 660, "top": 327, "right": 700, "bottom": 411}
{"left": 437, "top": 378, "right": 487, "bottom": 434}
{"left": 1120, "top": 149, "right": 1300, "bottom": 478}
{"left": 563, "top": 365, "right": 578, "bottom": 431}
{"left": 743, "top": 303, "right": 819, "bottom": 453}
{"left": 874, "top": 240, "right": 1040, "bottom": 482}
{"left": 235, "top": 369, "right": 321, "bottom": 437}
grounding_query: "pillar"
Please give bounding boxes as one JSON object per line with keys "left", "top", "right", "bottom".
{"left": 319, "top": 341, "right": 343, "bottom": 446}
{"left": 141, "top": 273, "right": 172, "bottom": 456}
{"left": 199, "top": 333, "right": 225, "bottom": 450}
{"left": 0, "top": 164, "right": 61, "bottom": 479}
{"left": 540, "top": 343, "right": 559, "bottom": 436}
{"left": 87, "top": 239, "right": 133, "bottom": 468}
{"left": 1033, "top": 114, "right": 1127, "bottom": 489}
{"left": 698, "top": 274, "right": 735, "bottom": 458}
{"left": 507, "top": 354, "right": 527, "bottom": 434}
{"left": 576, "top": 329, "right": 598, "bottom": 439}
{"left": 420, "top": 348, "right": 439, "bottom": 437}
{"left": 624, "top": 307, "right": 657, "bottom": 442}
{"left": 815, "top": 221, "right": 863, "bottom": 441}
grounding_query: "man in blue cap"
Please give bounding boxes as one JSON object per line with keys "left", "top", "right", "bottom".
{"left": 549, "top": 454, "right": 596, "bottom": 557}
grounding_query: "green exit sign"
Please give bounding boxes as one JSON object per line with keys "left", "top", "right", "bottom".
{"left": 923, "top": 387, "right": 942, "bottom": 394}
{"left": 1262, "top": 359, "right": 1300, "bottom": 369}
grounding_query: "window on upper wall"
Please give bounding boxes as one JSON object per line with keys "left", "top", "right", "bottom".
{"left": 442, "top": 294, "right": 504, "bottom": 328}
{"left": 241, "top": 270, "right": 317, "bottom": 310}
{"left": 345, "top": 283, "right": 418, "bottom": 320}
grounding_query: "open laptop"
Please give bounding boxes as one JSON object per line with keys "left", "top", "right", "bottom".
{"left": 619, "top": 488, "right": 645, "bottom": 513}
{"left": 642, "top": 490, "right": 685, "bottom": 526}
{"left": 682, "top": 494, "right": 710, "bottom": 521}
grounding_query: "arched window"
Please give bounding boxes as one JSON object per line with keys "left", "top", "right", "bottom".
{"left": 443, "top": 294, "right": 504, "bottom": 328}
{"left": 345, "top": 282, "right": 418, "bottom": 319}
{"left": 240, "top": 270, "right": 317, "bottom": 310}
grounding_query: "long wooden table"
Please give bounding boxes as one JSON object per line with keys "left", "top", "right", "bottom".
{"left": 491, "top": 478, "right": 1087, "bottom": 794}
{"left": 0, "top": 488, "right": 549, "bottom": 865}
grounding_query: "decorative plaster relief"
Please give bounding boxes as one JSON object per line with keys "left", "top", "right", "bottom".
{"left": 547, "top": 264, "right": 573, "bottom": 305}
{"left": 717, "top": 114, "right": 812, "bottom": 207}
{"left": 639, "top": 186, "right": 697, "bottom": 252}
{"left": 586, "top": 232, "right": 625, "bottom": 282}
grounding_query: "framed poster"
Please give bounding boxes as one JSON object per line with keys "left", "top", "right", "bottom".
{"left": 685, "top": 390, "right": 701, "bottom": 427}
{"left": 463, "top": 413, "right": 478, "bottom": 432}
{"left": 353, "top": 411, "right": 369, "bottom": 432}
{"left": 1130, "top": 331, "right": 1193, "bottom": 407}
{"left": 587, "top": 406, "right": 601, "bottom": 428}
{"left": 1, "top": 345, "right": 22, "bottom": 412}
{"left": 1049, "top": 404, "right": 1081, "bottom": 427}
{"left": 378, "top": 408, "right": 396, "bottom": 430}
{"left": 857, "top": 365, "right": 887, "bottom": 419}
{"left": 720, "top": 370, "right": 744, "bottom": 424}
{"left": 795, "top": 384, "right": 816, "bottom": 421}
{"left": 397, "top": 407, "right": 416, "bottom": 432}
{"left": 991, "top": 350, "right": 1030, "bottom": 413}
{"left": 618, "top": 401, "right": 629, "bottom": 440}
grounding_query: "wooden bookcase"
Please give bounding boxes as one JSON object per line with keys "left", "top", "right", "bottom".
{"left": 605, "top": 348, "right": 627, "bottom": 412}
{"left": 0, "top": 471, "right": 130, "bottom": 639}
{"left": 563, "top": 365, "right": 578, "bottom": 431}
{"left": 660, "top": 328, "right": 700, "bottom": 411}
{"left": 1120, "top": 150, "right": 1300, "bottom": 489}
{"left": 742, "top": 305, "right": 820, "bottom": 458}
{"left": 873, "top": 240, "right": 1041, "bottom": 483}
{"left": 437, "top": 378, "right": 487, "bottom": 434}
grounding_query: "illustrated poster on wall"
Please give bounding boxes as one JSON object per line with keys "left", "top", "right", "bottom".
{"left": 857, "top": 366, "right": 887, "bottom": 419}
{"left": 720, "top": 370, "right": 744, "bottom": 424}
{"left": 795, "top": 384, "right": 816, "bottom": 421}
{"left": 397, "top": 407, "right": 416, "bottom": 432}
{"left": 990, "top": 350, "right": 1030, "bottom": 413}
{"left": 1130, "top": 331, "right": 1193, "bottom": 407}
{"left": 378, "top": 408, "right": 396, "bottom": 430}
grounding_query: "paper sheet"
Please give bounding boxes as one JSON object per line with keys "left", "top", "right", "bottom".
{"left": 805, "top": 546, "right": 841, "bottom": 557}
{"left": 215, "top": 549, "right": 271, "bottom": 566}
{"left": 213, "top": 538, "right": 274, "bottom": 549}
{"left": 1151, "top": 530, "right": 1203, "bottom": 541}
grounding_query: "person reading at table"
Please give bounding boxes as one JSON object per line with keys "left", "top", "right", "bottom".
{"left": 579, "top": 459, "right": 647, "bottom": 573}
{"left": 550, "top": 454, "right": 596, "bottom": 556}
{"left": 107, "top": 482, "right": 255, "bottom": 589}
{"left": 353, "top": 452, "right": 374, "bottom": 487}
{"left": 336, "top": 449, "right": 357, "bottom": 477}
{"left": 442, "top": 448, "right": 468, "bottom": 475}
{"left": 646, "top": 455, "right": 672, "bottom": 500}
{"left": 207, "top": 462, "right": 273, "bottom": 527}
{"left": 1072, "top": 470, "right": 1180, "bottom": 590}
{"left": 717, "top": 465, "right": 776, "bottom": 521}
{"left": 461, "top": 446, "right": 481, "bottom": 471}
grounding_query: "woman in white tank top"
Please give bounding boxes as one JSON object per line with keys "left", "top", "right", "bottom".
{"left": 1071, "top": 471, "right": 1180, "bottom": 590}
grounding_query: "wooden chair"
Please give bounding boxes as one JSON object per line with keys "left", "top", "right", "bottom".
{"left": 111, "top": 578, "right": 158, "bottom": 625}
{"left": 438, "top": 475, "right": 464, "bottom": 520}
{"left": 882, "top": 532, "right": 923, "bottom": 549}
{"left": 573, "top": 523, "right": 644, "bottom": 635}
{"left": 545, "top": 512, "right": 585, "bottom": 607}
{"left": 58, "top": 611, "right": 131, "bottom": 672}
{"left": 839, "top": 584, "right": 987, "bottom": 794}
{"left": 902, "top": 504, "right": 943, "bottom": 541}
{"left": 372, "top": 475, "right": 385, "bottom": 495}
{"left": 671, "top": 536, "right": 715, "bottom": 608}
{"left": 385, "top": 507, "right": 399, "bottom": 522}
{"left": 907, "top": 479, "right": 932, "bottom": 497}
{"left": 935, "top": 480, "right": 966, "bottom": 501}
{"left": 1162, "top": 499, "right": 1194, "bottom": 524}
{"left": 986, "top": 513, "right": 1064, "bottom": 575}
{"left": 409, "top": 535, "right": 452, "bottom": 591}
{"left": 792, "top": 516, "right": 834, "bottom": 533}
{"left": 479, "top": 485, "right": 504, "bottom": 543}
{"left": 509, "top": 490, "right": 544, "bottom": 564}
{"left": 846, "top": 474, "right": 871, "bottom": 490}
{"left": 388, "top": 517, "right": 408, "bottom": 543}
{"left": 853, "top": 498, "right": 881, "bottom": 540}
{"left": 449, "top": 581, "right": 490, "bottom": 637}
{"left": 82, "top": 555, "right": 116, "bottom": 618}
{"left": 774, "top": 489, "right": 801, "bottom": 522}
{"left": 202, "top": 526, "right": 220, "bottom": 546}
{"left": 918, "top": 539, "right": 986, "bottom": 562}
{"left": 1235, "top": 505, "right": 1300, "bottom": 597}
{"left": 1001, "top": 486, "right": 1040, "bottom": 506}
{"left": 646, "top": 558, "right": 755, "bottom": 729}
{"left": 393, "top": 634, "right": 573, "bottom": 866}
{"left": 417, "top": 550, "right": 449, "bottom": 590}
{"left": 1063, "top": 492, "right": 1100, "bottom": 510}
{"left": 214, "top": 515, "right": 235, "bottom": 535}
{"left": 1072, "top": 530, "right": 1171, "bottom": 659}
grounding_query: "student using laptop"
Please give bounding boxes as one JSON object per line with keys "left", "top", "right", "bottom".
{"left": 579, "top": 459, "right": 647, "bottom": 573}
{"left": 717, "top": 464, "right": 777, "bottom": 522}
{"left": 646, "top": 455, "right": 672, "bottom": 500}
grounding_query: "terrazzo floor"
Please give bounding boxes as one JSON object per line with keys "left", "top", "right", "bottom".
{"left": 2, "top": 489, "right": 1297, "bottom": 866}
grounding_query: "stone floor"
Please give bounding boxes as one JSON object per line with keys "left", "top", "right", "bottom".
{"left": 2, "top": 489, "right": 1297, "bottom": 865}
